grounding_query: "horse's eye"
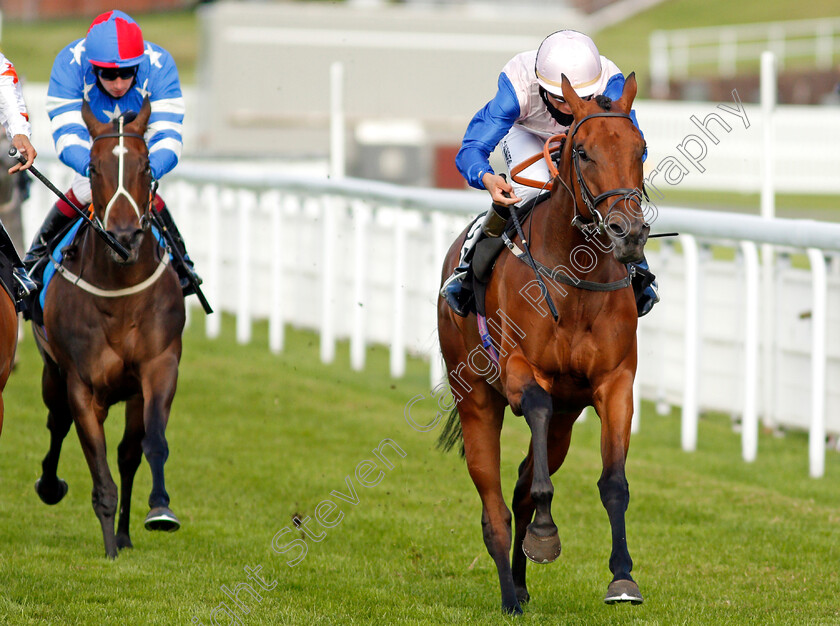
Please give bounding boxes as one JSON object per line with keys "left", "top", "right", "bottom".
{"left": 88, "top": 164, "right": 97, "bottom": 176}
{"left": 577, "top": 148, "right": 589, "bottom": 162}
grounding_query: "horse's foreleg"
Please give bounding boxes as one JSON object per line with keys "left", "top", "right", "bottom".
{"left": 140, "top": 355, "right": 180, "bottom": 532}
{"left": 511, "top": 413, "right": 575, "bottom": 603}
{"left": 593, "top": 370, "right": 643, "bottom": 604}
{"left": 518, "top": 384, "right": 561, "bottom": 565}
{"left": 68, "top": 379, "right": 119, "bottom": 559}
{"left": 35, "top": 362, "right": 72, "bottom": 505}
{"left": 116, "top": 395, "right": 145, "bottom": 550}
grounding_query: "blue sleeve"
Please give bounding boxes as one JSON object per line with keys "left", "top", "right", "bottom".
{"left": 455, "top": 72, "right": 520, "bottom": 190}
{"left": 604, "top": 73, "right": 647, "bottom": 162}
{"left": 146, "top": 47, "right": 185, "bottom": 180}
{"left": 46, "top": 42, "right": 91, "bottom": 177}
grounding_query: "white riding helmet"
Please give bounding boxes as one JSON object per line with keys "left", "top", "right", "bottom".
{"left": 535, "top": 30, "right": 605, "bottom": 99}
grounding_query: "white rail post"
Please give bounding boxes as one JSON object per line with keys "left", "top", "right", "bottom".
{"left": 390, "top": 206, "right": 407, "bottom": 378}
{"left": 429, "top": 211, "right": 448, "bottom": 388}
{"left": 807, "top": 248, "right": 827, "bottom": 479}
{"left": 236, "top": 190, "right": 254, "bottom": 345}
{"left": 632, "top": 323, "right": 641, "bottom": 434}
{"left": 760, "top": 51, "right": 776, "bottom": 427}
{"left": 267, "top": 191, "right": 284, "bottom": 354}
{"left": 204, "top": 184, "right": 221, "bottom": 339}
{"left": 681, "top": 234, "right": 700, "bottom": 452}
{"left": 320, "top": 195, "right": 337, "bottom": 364}
{"left": 739, "top": 240, "right": 760, "bottom": 462}
{"left": 350, "top": 201, "right": 369, "bottom": 371}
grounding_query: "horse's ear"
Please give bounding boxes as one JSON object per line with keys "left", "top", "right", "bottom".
{"left": 559, "top": 74, "right": 587, "bottom": 119}
{"left": 613, "top": 72, "right": 638, "bottom": 113}
{"left": 81, "top": 100, "right": 110, "bottom": 138}
{"left": 126, "top": 97, "right": 152, "bottom": 134}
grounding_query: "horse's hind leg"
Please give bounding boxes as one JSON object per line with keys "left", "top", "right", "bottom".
{"left": 458, "top": 388, "right": 520, "bottom": 614}
{"left": 141, "top": 357, "right": 180, "bottom": 532}
{"left": 35, "top": 362, "right": 72, "bottom": 505}
{"left": 116, "top": 395, "right": 145, "bottom": 550}
{"left": 511, "top": 413, "right": 575, "bottom": 604}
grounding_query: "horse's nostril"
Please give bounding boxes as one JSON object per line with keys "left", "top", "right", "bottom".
{"left": 607, "top": 222, "right": 626, "bottom": 238}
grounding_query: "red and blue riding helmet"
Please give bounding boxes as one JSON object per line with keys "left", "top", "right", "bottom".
{"left": 85, "top": 10, "right": 145, "bottom": 69}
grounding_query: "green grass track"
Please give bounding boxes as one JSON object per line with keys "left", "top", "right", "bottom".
{"left": 0, "top": 315, "right": 838, "bottom": 624}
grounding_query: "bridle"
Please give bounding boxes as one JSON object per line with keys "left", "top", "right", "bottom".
{"left": 90, "top": 116, "right": 153, "bottom": 231}
{"left": 553, "top": 111, "right": 648, "bottom": 237}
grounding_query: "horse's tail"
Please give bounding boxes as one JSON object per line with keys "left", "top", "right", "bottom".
{"left": 436, "top": 407, "right": 465, "bottom": 458}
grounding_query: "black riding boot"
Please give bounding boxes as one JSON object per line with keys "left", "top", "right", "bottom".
{"left": 156, "top": 205, "right": 202, "bottom": 296}
{"left": 23, "top": 203, "right": 73, "bottom": 271}
{"left": 440, "top": 201, "right": 510, "bottom": 317}
{"left": 0, "top": 222, "right": 36, "bottom": 300}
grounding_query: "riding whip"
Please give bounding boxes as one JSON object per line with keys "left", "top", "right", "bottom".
{"left": 8, "top": 147, "right": 129, "bottom": 260}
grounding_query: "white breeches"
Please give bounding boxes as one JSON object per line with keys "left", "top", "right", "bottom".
{"left": 499, "top": 125, "right": 552, "bottom": 204}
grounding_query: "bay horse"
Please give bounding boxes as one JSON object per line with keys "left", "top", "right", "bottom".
{"left": 437, "top": 74, "right": 648, "bottom": 614}
{"left": 0, "top": 287, "right": 16, "bottom": 436}
{"left": 32, "top": 98, "right": 186, "bottom": 558}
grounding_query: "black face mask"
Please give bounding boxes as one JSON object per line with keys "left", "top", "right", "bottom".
{"left": 540, "top": 87, "right": 574, "bottom": 127}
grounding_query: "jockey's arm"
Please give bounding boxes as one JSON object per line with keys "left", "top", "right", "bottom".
{"left": 146, "top": 48, "right": 185, "bottom": 181}
{"left": 0, "top": 54, "right": 36, "bottom": 172}
{"left": 46, "top": 42, "right": 92, "bottom": 177}
{"left": 456, "top": 72, "right": 520, "bottom": 191}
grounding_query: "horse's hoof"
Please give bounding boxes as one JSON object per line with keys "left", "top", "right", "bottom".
{"left": 116, "top": 534, "right": 133, "bottom": 550}
{"left": 515, "top": 586, "right": 530, "bottom": 605}
{"left": 35, "top": 477, "right": 68, "bottom": 505}
{"left": 502, "top": 601, "right": 523, "bottom": 616}
{"left": 144, "top": 507, "right": 180, "bottom": 532}
{"left": 522, "top": 526, "right": 561, "bottom": 564}
{"left": 604, "top": 578, "right": 643, "bottom": 605}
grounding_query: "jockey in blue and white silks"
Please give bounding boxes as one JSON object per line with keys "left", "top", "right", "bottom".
{"left": 46, "top": 13, "right": 184, "bottom": 188}
{"left": 440, "top": 30, "right": 658, "bottom": 318}
{"left": 25, "top": 10, "right": 200, "bottom": 296}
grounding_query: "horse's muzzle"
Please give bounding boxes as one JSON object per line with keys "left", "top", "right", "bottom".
{"left": 110, "top": 228, "right": 144, "bottom": 264}
{"left": 604, "top": 215, "right": 648, "bottom": 264}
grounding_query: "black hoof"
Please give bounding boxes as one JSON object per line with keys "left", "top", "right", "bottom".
{"left": 116, "top": 534, "right": 133, "bottom": 550}
{"left": 604, "top": 578, "right": 643, "bottom": 605}
{"left": 515, "top": 586, "right": 530, "bottom": 605}
{"left": 35, "top": 477, "right": 68, "bottom": 505}
{"left": 502, "top": 602, "right": 523, "bottom": 616}
{"left": 144, "top": 506, "right": 181, "bottom": 532}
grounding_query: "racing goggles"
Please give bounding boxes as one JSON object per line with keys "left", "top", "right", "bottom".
{"left": 96, "top": 66, "right": 138, "bottom": 81}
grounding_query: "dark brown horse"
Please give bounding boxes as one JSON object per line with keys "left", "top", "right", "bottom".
{"left": 0, "top": 287, "right": 16, "bottom": 436}
{"left": 32, "top": 99, "right": 186, "bottom": 558}
{"left": 438, "top": 75, "right": 648, "bottom": 614}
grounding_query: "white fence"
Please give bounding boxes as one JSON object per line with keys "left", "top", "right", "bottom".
{"left": 21, "top": 159, "right": 840, "bottom": 477}
{"left": 649, "top": 16, "right": 840, "bottom": 97}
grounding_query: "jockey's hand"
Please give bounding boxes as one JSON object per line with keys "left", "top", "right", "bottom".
{"left": 482, "top": 172, "right": 520, "bottom": 206}
{"left": 8, "top": 135, "right": 36, "bottom": 174}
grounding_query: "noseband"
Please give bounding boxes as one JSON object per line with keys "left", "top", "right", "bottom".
{"left": 562, "top": 112, "right": 648, "bottom": 236}
{"left": 90, "top": 116, "right": 153, "bottom": 230}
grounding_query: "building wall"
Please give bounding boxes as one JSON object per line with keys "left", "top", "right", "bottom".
{"left": 1, "top": 0, "right": 192, "bottom": 21}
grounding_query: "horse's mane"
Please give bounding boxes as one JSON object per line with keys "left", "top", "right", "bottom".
{"left": 594, "top": 94, "right": 612, "bottom": 110}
